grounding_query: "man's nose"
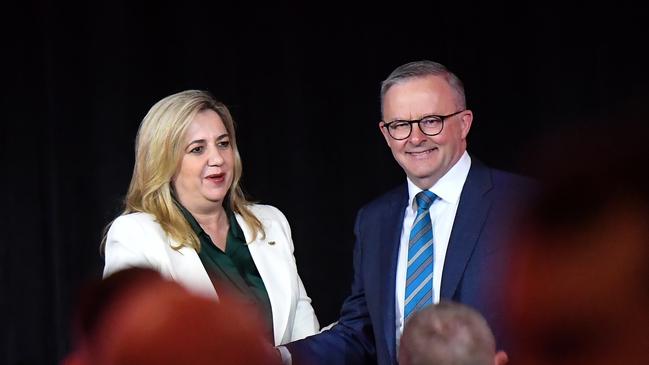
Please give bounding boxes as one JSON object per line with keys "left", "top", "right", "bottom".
{"left": 408, "top": 123, "right": 427, "bottom": 144}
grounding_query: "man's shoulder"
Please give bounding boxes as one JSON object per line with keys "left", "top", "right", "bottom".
{"left": 471, "top": 158, "right": 538, "bottom": 193}
{"left": 491, "top": 168, "right": 537, "bottom": 189}
{"left": 359, "top": 183, "right": 408, "bottom": 213}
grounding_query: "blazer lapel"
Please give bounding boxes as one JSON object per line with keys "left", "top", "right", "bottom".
{"left": 441, "top": 159, "right": 493, "bottom": 299}
{"left": 165, "top": 244, "right": 218, "bottom": 299}
{"left": 378, "top": 185, "right": 408, "bottom": 364}
{"left": 240, "top": 213, "right": 291, "bottom": 346}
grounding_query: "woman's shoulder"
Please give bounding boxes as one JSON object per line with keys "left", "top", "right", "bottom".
{"left": 246, "top": 203, "right": 286, "bottom": 221}
{"left": 110, "top": 212, "right": 164, "bottom": 233}
{"left": 112, "top": 211, "right": 157, "bottom": 224}
{"left": 106, "top": 212, "right": 171, "bottom": 251}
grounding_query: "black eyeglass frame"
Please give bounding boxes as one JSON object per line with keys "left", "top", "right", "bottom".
{"left": 381, "top": 110, "right": 465, "bottom": 140}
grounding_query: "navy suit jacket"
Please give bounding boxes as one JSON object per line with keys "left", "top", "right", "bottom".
{"left": 287, "top": 158, "right": 535, "bottom": 365}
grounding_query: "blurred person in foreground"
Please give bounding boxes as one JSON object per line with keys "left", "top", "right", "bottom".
{"left": 285, "top": 60, "right": 536, "bottom": 364}
{"left": 399, "top": 300, "right": 508, "bottom": 365}
{"left": 63, "top": 267, "right": 279, "bottom": 365}
{"left": 506, "top": 118, "right": 649, "bottom": 365}
{"left": 102, "top": 90, "right": 319, "bottom": 350}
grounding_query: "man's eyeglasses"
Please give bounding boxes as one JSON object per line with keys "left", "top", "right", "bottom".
{"left": 381, "top": 110, "right": 465, "bottom": 140}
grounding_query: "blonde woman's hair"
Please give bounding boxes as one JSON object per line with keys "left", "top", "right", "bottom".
{"left": 103, "top": 90, "right": 263, "bottom": 251}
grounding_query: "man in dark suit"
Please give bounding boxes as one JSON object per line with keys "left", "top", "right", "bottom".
{"left": 282, "top": 60, "right": 534, "bottom": 365}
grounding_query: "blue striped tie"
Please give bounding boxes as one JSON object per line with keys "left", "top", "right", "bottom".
{"left": 404, "top": 190, "right": 437, "bottom": 320}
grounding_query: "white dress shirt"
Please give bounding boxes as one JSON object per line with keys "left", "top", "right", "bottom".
{"left": 394, "top": 151, "right": 471, "bottom": 348}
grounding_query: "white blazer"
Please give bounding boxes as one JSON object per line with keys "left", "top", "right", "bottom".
{"left": 103, "top": 204, "right": 320, "bottom": 345}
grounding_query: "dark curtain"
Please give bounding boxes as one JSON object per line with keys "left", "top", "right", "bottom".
{"left": 2, "top": 1, "right": 647, "bottom": 364}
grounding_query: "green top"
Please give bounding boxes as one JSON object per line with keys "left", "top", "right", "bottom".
{"left": 178, "top": 204, "right": 274, "bottom": 342}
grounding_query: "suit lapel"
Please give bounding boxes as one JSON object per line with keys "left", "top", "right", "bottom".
{"left": 378, "top": 185, "right": 408, "bottom": 364}
{"left": 441, "top": 160, "right": 493, "bottom": 299}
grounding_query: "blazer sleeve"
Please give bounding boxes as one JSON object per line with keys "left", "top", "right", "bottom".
{"left": 103, "top": 214, "right": 163, "bottom": 278}
{"left": 291, "top": 273, "right": 320, "bottom": 340}
{"left": 285, "top": 207, "right": 376, "bottom": 365}
{"left": 267, "top": 205, "right": 320, "bottom": 341}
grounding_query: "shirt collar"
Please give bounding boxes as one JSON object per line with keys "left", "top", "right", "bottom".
{"left": 407, "top": 151, "right": 471, "bottom": 209}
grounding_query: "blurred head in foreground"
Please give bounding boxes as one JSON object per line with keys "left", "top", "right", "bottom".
{"left": 64, "top": 267, "right": 278, "bottom": 365}
{"left": 398, "top": 300, "right": 508, "bottom": 365}
{"left": 507, "top": 118, "right": 649, "bottom": 365}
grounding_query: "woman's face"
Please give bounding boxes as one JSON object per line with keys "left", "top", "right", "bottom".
{"left": 172, "top": 109, "right": 234, "bottom": 212}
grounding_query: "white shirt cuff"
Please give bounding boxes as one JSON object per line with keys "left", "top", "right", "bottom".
{"left": 277, "top": 345, "right": 292, "bottom": 365}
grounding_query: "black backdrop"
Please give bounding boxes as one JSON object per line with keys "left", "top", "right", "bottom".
{"left": 2, "top": 1, "right": 648, "bottom": 364}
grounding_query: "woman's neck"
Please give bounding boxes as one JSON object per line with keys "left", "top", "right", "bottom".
{"left": 190, "top": 204, "right": 227, "bottom": 229}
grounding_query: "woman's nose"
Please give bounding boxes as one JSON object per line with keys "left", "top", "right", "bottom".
{"left": 208, "top": 148, "right": 224, "bottom": 166}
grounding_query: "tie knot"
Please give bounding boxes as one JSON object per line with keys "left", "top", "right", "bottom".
{"left": 415, "top": 191, "right": 437, "bottom": 211}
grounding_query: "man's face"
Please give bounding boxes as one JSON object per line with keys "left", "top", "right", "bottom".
{"left": 380, "top": 75, "right": 472, "bottom": 189}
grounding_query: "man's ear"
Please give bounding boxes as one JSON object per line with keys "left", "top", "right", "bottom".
{"left": 460, "top": 110, "right": 473, "bottom": 139}
{"left": 494, "top": 350, "right": 509, "bottom": 365}
{"left": 379, "top": 121, "right": 391, "bottom": 145}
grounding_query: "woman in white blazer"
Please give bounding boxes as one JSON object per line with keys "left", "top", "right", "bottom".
{"left": 102, "top": 90, "right": 319, "bottom": 346}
